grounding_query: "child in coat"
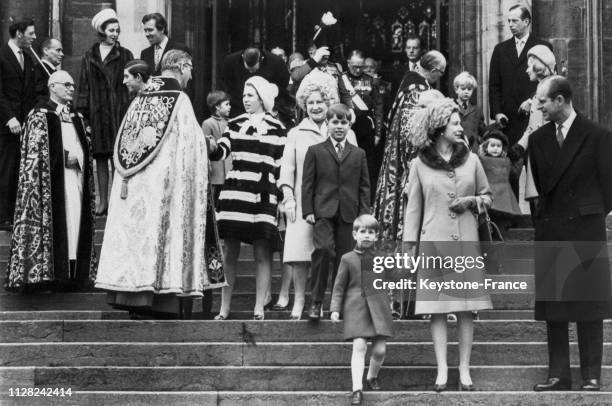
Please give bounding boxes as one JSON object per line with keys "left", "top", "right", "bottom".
{"left": 330, "top": 215, "right": 393, "bottom": 405}
{"left": 478, "top": 129, "right": 522, "bottom": 236}
{"left": 453, "top": 72, "right": 485, "bottom": 151}
{"left": 201, "top": 90, "right": 232, "bottom": 205}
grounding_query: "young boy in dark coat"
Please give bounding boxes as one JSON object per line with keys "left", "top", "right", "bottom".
{"left": 454, "top": 71, "right": 485, "bottom": 151}
{"left": 302, "top": 103, "right": 371, "bottom": 321}
{"left": 331, "top": 215, "right": 393, "bottom": 405}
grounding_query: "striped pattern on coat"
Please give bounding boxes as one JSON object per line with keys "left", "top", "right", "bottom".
{"left": 211, "top": 112, "right": 286, "bottom": 243}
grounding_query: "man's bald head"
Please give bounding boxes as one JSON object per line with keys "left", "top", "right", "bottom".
{"left": 41, "top": 38, "right": 64, "bottom": 66}
{"left": 48, "top": 70, "right": 75, "bottom": 104}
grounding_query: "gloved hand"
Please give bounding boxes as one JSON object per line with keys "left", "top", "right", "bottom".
{"left": 312, "top": 46, "right": 330, "bottom": 63}
{"left": 284, "top": 198, "right": 297, "bottom": 222}
{"left": 449, "top": 196, "right": 477, "bottom": 214}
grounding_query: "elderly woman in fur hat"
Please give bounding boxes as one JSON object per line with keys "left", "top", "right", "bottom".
{"left": 402, "top": 98, "right": 493, "bottom": 392}
{"left": 210, "top": 76, "right": 286, "bottom": 321}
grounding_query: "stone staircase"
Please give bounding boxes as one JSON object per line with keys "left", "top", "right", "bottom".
{"left": 1, "top": 216, "right": 612, "bottom": 405}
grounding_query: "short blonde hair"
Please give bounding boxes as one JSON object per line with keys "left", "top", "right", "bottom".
{"left": 353, "top": 214, "right": 379, "bottom": 232}
{"left": 453, "top": 71, "right": 478, "bottom": 89}
{"left": 527, "top": 55, "right": 553, "bottom": 80}
{"left": 296, "top": 81, "right": 337, "bottom": 111}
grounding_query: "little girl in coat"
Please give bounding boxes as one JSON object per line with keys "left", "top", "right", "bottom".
{"left": 330, "top": 214, "right": 394, "bottom": 405}
{"left": 478, "top": 129, "right": 522, "bottom": 235}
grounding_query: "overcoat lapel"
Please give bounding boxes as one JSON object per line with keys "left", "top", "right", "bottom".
{"left": 543, "top": 114, "right": 589, "bottom": 194}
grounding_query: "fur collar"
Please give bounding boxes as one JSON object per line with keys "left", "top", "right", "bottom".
{"left": 418, "top": 142, "right": 470, "bottom": 170}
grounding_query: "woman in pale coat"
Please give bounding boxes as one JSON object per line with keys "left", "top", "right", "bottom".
{"left": 403, "top": 98, "right": 492, "bottom": 391}
{"left": 515, "top": 45, "right": 557, "bottom": 214}
{"left": 275, "top": 81, "right": 357, "bottom": 319}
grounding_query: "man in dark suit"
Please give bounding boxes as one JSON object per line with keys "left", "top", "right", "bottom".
{"left": 33, "top": 38, "right": 63, "bottom": 101}
{"left": 0, "top": 19, "right": 37, "bottom": 229}
{"left": 140, "top": 13, "right": 190, "bottom": 76}
{"left": 529, "top": 76, "right": 612, "bottom": 392}
{"left": 489, "top": 5, "right": 552, "bottom": 197}
{"left": 219, "top": 47, "right": 290, "bottom": 124}
{"left": 302, "top": 104, "right": 370, "bottom": 320}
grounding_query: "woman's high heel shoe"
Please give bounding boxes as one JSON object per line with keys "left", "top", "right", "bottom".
{"left": 458, "top": 379, "right": 475, "bottom": 391}
{"left": 433, "top": 383, "right": 447, "bottom": 393}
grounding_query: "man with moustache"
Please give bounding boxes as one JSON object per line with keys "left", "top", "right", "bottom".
{"left": 0, "top": 19, "right": 37, "bottom": 230}
{"left": 6, "top": 70, "right": 96, "bottom": 292}
{"left": 529, "top": 76, "right": 612, "bottom": 392}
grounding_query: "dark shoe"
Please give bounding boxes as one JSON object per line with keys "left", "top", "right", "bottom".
{"left": 252, "top": 313, "right": 264, "bottom": 321}
{"left": 308, "top": 302, "right": 322, "bottom": 320}
{"left": 533, "top": 377, "right": 571, "bottom": 391}
{"left": 458, "top": 380, "right": 476, "bottom": 391}
{"left": 350, "top": 390, "right": 363, "bottom": 405}
{"left": 580, "top": 379, "right": 600, "bottom": 391}
{"left": 271, "top": 302, "right": 290, "bottom": 311}
{"left": 433, "top": 383, "right": 447, "bottom": 392}
{"left": 366, "top": 377, "right": 381, "bottom": 390}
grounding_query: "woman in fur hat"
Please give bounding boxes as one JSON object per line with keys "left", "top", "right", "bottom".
{"left": 403, "top": 98, "right": 493, "bottom": 392}
{"left": 74, "top": 8, "right": 133, "bottom": 216}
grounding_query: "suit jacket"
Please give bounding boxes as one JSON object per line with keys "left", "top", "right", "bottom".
{"left": 528, "top": 113, "right": 612, "bottom": 321}
{"left": 458, "top": 101, "right": 485, "bottom": 151}
{"left": 0, "top": 44, "right": 36, "bottom": 135}
{"left": 140, "top": 39, "right": 191, "bottom": 75}
{"left": 220, "top": 50, "right": 289, "bottom": 118}
{"left": 302, "top": 138, "right": 370, "bottom": 223}
{"left": 489, "top": 35, "right": 552, "bottom": 119}
{"left": 33, "top": 60, "right": 57, "bottom": 102}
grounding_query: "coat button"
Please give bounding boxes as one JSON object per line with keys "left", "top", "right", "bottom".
{"left": 449, "top": 212, "right": 457, "bottom": 219}
{"left": 451, "top": 234, "right": 459, "bottom": 240}
{"left": 447, "top": 171, "right": 454, "bottom": 178}
{"left": 448, "top": 192, "right": 456, "bottom": 198}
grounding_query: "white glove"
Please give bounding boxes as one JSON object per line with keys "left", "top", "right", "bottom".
{"left": 312, "top": 46, "right": 330, "bottom": 63}
{"left": 7, "top": 117, "right": 20, "bottom": 135}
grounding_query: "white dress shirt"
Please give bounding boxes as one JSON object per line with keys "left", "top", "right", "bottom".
{"left": 515, "top": 33, "right": 529, "bottom": 57}
{"left": 556, "top": 107, "right": 577, "bottom": 141}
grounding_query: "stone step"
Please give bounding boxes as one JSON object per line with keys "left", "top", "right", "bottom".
{"left": 2, "top": 366, "right": 612, "bottom": 391}
{"left": 507, "top": 228, "right": 612, "bottom": 241}
{"left": 1, "top": 391, "right": 610, "bottom": 406}
{"left": 0, "top": 309, "right": 533, "bottom": 321}
{"left": 0, "top": 292, "right": 539, "bottom": 312}
{"left": 3, "top": 320, "right": 612, "bottom": 343}
{"left": 2, "top": 342, "right": 612, "bottom": 367}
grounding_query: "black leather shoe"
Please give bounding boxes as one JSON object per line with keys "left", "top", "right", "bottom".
{"left": 580, "top": 379, "right": 601, "bottom": 391}
{"left": 366, "top": 377, "right": 381, "bottom": 390}
{"left": 533, "top": 377, "right": 571, "bottom": 391}
{"left": 350, "top": 390, "right": 363, "bottom": 405}
{"left": 308, "top": 302, "right": 322, "bottom": 320}
{"left": 458, "top": 380, "right": 476, "bottom": 391}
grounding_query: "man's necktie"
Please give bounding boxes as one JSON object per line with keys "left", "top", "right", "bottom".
{"left": 516, "top": 39, "right": 525, "bottom": 57}
{"left": 17, "top": 49, "right": 24, "bottom": 70}
{"left": 556, "top": 124, "right": 564, "bottom": 148}
{"left": 336, "top": 142, "right": 343, "bottom": 158}
{"left": 154, "top": 45, "right": 162, "bottom": 67}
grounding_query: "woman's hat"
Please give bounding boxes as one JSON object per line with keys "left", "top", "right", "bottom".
{"left": 527, "top": 45, "right": 556, "bottom": 74}
{"left": 92, "top": 8, "right": 118, "bottom": 33}
{"left": 409, "top": 98, "right": 459, "bottom": 149}
{"left": 244, "top": 76, "right": 278, "bottom": 113}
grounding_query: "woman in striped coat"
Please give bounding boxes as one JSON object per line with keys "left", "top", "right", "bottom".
{"left": 210, "top": 76, "right": 286, "bottom": 320}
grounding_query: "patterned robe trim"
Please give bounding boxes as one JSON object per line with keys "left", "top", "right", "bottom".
{"left": 114, "top": 77, "right": 182, "bottom": 181}
{"left": 6, "top": 108, "right": 97, "bottom": 288}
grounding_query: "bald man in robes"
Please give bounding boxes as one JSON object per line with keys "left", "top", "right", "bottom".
{"left": 6, "top": 71, "right": 96, "bottom": 291}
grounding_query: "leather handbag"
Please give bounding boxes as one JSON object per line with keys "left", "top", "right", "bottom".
{"left": 478, "top": 205, "right": 505, "bottom": 274}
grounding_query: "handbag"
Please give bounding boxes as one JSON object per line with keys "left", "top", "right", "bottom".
{"left": 478, "top": 205, "right": 505, "bottom": 274}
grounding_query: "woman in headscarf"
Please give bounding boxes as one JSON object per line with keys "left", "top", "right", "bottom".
{"left": 75, "top": 8, "right": 133, "bottom": 215}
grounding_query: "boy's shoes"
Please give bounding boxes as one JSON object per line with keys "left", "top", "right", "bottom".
{"left": 366, "top": 377, "right": 381, "bottom": 390}
{"left": 351, "top": 390, "right": 363, "bottom": 405}
{"left": 308, "top": 302, "right": 322, "bottom": 320}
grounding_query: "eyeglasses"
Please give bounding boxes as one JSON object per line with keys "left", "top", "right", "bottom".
{"left": 52, "top": 82, "right": 75, "bottom": 89}
{"left": 432, "top": 67, "right": 446, "bottom": 74}
{"left": 182, "top": 63, "right": 193, "bottom": 70}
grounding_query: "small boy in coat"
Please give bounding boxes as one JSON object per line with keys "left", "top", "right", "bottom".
{"left": 454, "top": 71, "right": 485, "bottom": 151}
{"left": 302, "top": 103, "right": 371, "bottom": 321}
{"left": 331, "top": 214, "right": 393, "bottom": 405}
{"left": 201, "top": 90, "right": 232, "bottom": 205}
